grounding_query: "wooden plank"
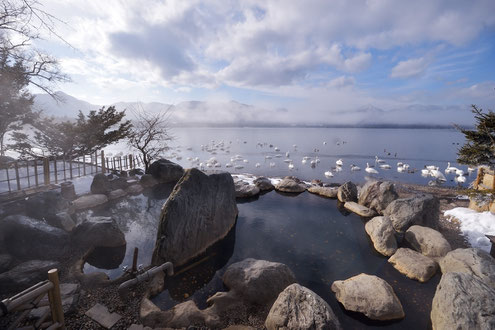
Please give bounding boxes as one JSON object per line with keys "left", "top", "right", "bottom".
{"left": 34, "top": 159, "right": 39, "bottom": 186}
{"left": 43, "top": 158, "right": 50, "bottom": 185}
{"left": 53, "top": 159, "right": 58, "bottom": 184}
{"left": 14, "top": 162, "right": 21, "bottom": 191}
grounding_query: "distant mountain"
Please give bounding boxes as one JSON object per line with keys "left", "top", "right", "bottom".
{"left": 32, "top": 91, "right": 474, "bottom": 127}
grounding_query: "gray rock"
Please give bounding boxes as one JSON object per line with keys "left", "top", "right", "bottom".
{"left": 358, "top": 181, "right": 398, "bottom": 214}
{"left": 0, "top": 215, "right": 69, "bottom": 260}
{"left": 265, "top": 283, "right": 341, "bottom": 330}
{"left": 54, "top": 212, "right": 76, "bottom": 232}
{"left": 60, "top": 181, "right": 77, "bottom": 200}
{"left": 152, "top": 168, "right": 238, "bottom": 266}
{"left": 405, "top": 225, "right": 451, "bottom": 258}
{"left": 147, "top": 159, "right": 184, "bottom": 183}
{"left": 108, "top": 189, "right": 127, "bottom": 200}
{"left": 308, "top": 186, "right": 338, "bottom": 198}
{"left": 91, "top": 173, "right": 110, "bottom": 194}
{"left": 0, "top": 260, "right": 60, "bottom": 294}
{"left": 383, "top": 194, "right": 439, "bottom": 233}
{"left": 72, "top": 194, "right": 108, "bottom": 210}
{"left": 253, "top": 177, "right": 274, "bottom": 191}
{"left": 139, "top": 174, "right": 158, "bottom": 188}
{"left": 439, "top": 248, "right": 495, "bottom": 289}
{"left": 108, "top": 176, "right": 129, "bottom": 191}
{"left": 431, "top": 272, "right": 495, "bottom": 330}
{"left": 71, "top": 216, "right": 126, "bottom": 250}
{"left": 126, "top": 184, "right": 144, "bottom": 195}
{"left": 344, "top": 202, "right": 377, "bottom": 217}
{"left": 331, "top": 273, "right": 404, "bottom": 321}
{"left": 235, "top": 181, "right": 260, "bottom": 198}
{"left": 275, "top": 177, "right": 307, "bottom": 193}
{"left": 388, "top": 248, "right": 438, "bottom": 282}
{"left": 0, "top": 253, "right": 13, "bottom": 273}
{"left": 222, "top": 258, "right": 296, "bottom": 305}
{"left": 24, "top": 190, "right": 71, "bottom": 220}
{"left": 364, "top": 216, "right": 397, "bottom": 257}
{"left": 337, "top": 181, "right": 357, "bottom": 203}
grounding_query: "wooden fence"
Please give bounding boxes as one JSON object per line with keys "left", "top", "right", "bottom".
{"left": 0, "top": 151, "right": 145, "bottom": 194}
{"left": 0, "top": 269, "right": 64, "bottom": 329}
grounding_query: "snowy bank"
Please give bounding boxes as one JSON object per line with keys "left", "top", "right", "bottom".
{"left": 444, "top": 207, "right": 495, "bottom": 252}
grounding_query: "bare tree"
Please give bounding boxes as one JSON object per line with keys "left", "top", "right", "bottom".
{"left": 0, "top": 0, "right": 70, "bottom": 154}
{"left": 128, "top": 104, "right": 174, "bottom": 171}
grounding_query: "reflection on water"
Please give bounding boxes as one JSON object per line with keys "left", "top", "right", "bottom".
{"left": 85, "top": 245, "right": 126, "bottom": 269}
{"left": 84, "top": 185, "right": 438, "bottom": 329}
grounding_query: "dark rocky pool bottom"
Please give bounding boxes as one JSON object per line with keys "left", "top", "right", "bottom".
{"left": 83, "top": 186, "right": 438, "bottom": 329}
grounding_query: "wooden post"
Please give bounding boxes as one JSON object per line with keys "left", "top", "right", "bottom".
{"left": 113, "top": 157, "right": 117, "bottom": 171}
{"left": 94, "top": 151, "right": 98, "bottom": 173}
{"left": 69, "top": 158, "right": 73, "bottom": 180}
{"left": 26, "top": 160, "right": 31, "bottom": 188}
{"left": 129, "top": 155, "right": 133, "bottom": 169}
{"left": 34, "top": 159, "right": 39, "bottom": 186}
{"left": 83, "top": 156, "right": 86, "bottom": 176}
{"left": 63, "top": 157, "right": 67, "bottom": 181}
{"left": 475, "top": 167, "right": 484, "bottom": 189}
{"left": 106, "top": 158, "right": 110, "bottom": 172}
{"left": 6, "top": 167, "right": 11, "bottom": 192}
{"left": 14, "top": 161, "right": 21, "bottom": 191}
{"left": 124, "top": 156, "right": 128, "bottom": 169}
{"left": 47, "top": 269, "right": 64, "bottom": 327}
{"left": 101, "top": 151, "right": 105, "bottom": 174}
{"left": 53, "top": 159, "right": 58, "bottom": 184}
{"left": 132, "top": 247, "right": 139, "bottom": 274}
{"left": 43, "top": 158, "right": 50, "bottom": 185}
{"left": 119, "top": 157, "right": 122, "bottom": 171}
{"left": 78, "top": 157, "right": 81, "bottom": 177}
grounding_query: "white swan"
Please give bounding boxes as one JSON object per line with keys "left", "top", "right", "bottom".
{"left": 397, "top": 165, "right": 406, "bottom": 173}
{"left": 302, "top": 158, "right": 307, "bottom": 164}
{"left": 286, "top": 151, "right": 290, "bottom": 158}
{"left": 430, "top": 169, "right": 447, "bottom": 182}
{"left": 379, "top": 163, "right": 391, "bottom": 169}
{"left": 456, "top": 175, "right": 466, "bottom": 183}
{"left": 324, "top": 171, "right": 334, "bottom": 178}
{"left": 255, "top": 163, "right": 261, "bottom": 168}
{"left": 375, "top": 156, "right": 385, "bottom": 164}
{"left": 350, "top": 165, "right": 361, "bottom": 171}
{"left": 225, "top": 163, "right": 233, "bottom": 168}
{"left": 288, "top": 163, "right": 295, "bottom": 170}
{"left": 455, "top": 168, "right": 464, "bottom": 176}
{"left": 426, "top": 165, "right": 438, "bottom": 171}
{"left": 445, "top": 162, "right": 458, "bottom": 174}
{"left": 234, "top": 165, "right": 244, "bottom": 170}
{"left": 365, "top": 163, "right": 378, "bottom": 174}
{"left": 336, "top": 159, "right": 343, "bottom": 166}
{"left": 269, "top": 162, "right": 276, "bottom": 168}
{"left": 468, "top": 166, "right": 476, "bottom": 173}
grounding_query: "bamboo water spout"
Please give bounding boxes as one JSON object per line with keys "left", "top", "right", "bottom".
{"left": 118, "top": 262, "right": 174, "bottom": 295}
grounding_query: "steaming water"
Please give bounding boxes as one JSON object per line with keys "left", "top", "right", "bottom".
{"left": 83, "top": 187, "right": 438, "bottom": 329}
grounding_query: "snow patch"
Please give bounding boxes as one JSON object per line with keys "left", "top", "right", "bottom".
{"left": 444, "top": 207, "right": 495, "bottom": 252}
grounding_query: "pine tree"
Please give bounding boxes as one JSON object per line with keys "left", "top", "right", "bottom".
{"left": 457, "top": 104, "right": 495, "bottom": 168}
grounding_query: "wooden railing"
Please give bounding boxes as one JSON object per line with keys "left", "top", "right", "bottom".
{"left": 0, "top": 152, "right": 145, "bottom": 194}
{"left": 0, "top": 269, "right": 64, "bottom": 329}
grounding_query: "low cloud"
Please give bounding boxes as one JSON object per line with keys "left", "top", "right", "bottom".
{"left": 390, "top": 57, "right": 429, "bottom": 78}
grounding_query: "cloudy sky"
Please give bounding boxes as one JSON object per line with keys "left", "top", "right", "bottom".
{"left": 34, "top": 0, "right": 495, "bottom": 125}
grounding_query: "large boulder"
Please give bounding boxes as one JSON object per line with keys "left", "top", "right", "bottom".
{"left": 439, "top": 248, "right": 495, "bottom": 289}
{"left": 331, "top": 273, "right": 404, "bottom": 321}
{"left": 388, "top": 248, "right": 438, "bottom": 282}
{"left": 72, "top": 194, "right": 108, "bottom": 211}
{"left": 108, "top": 189, "right": 127, "bottom": 200}
{"left": 308, "top": 186, "right": 338, "bottom": 198}
{"left": 222, "top": 258, "right": 296, "bottom": 306}
{"left": 431, "top": 272, "right": 495, "bottom": 330}
{"left": 0, "top": 215, "right": 69, "bottom": 260}
{"left": 253, "top": 177, "right": 274, "bottom": 191}
{"left": 147, "top": 159, "right": 184, "bottom": 183}
{"left": 140, "top": 174, "right": 158, "bottom": 188}
{"left": 337, "top": 181, "right": 357, "bottom": 203}
{"left": 235, "top": 181, "right": 260, "bottom": 198}
{"left": 0, "top": 260, "right": 60, "bottom": 294}
{"left": 358, "top": 181, "right": 398, "bottom": 214}
{"left": 405, "top": 225, "right": 451, "bottom": 258}
{"left": 275, "top": 177, "right": 307, "bottom": 193}
{"left": 90, "top": 173, "right": 111, "bottom": 194}
{"left": 265, "top": 283, "right": 341, "bottom": 330}
{"left": 152, "top": 168, "right": 238, "bottom": 266}
{"left": 0, "top": 253, "right": 13, "bottom": 273}
{"left": 344, "top": 202, "right": 377, "bottom": 217}
{"left": 383, "top": 194, "right": 439, "bottom": 233}
{"left": 24, "top": 190, "right": 71, "bottom": 221}
{"left": 71, "top": 216, "right": 126, "bottom": 250}
{"left": 364, "top": 216, "right": 397, "bottom": 257}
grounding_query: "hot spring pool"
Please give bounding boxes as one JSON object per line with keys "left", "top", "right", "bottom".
{"left": 83, "top": 186, "right": 438, "bottom": 329}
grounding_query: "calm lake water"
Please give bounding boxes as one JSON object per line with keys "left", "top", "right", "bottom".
{"left": 120, "top": 126, "right": 470, "bottom": 187}
{"left": 82, "top": 127, "right": 463, "bottom": 328}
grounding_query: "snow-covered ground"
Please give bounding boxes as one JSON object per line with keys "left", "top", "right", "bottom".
{"left": 444, "top": 207, "right": 495, "bottom": 252}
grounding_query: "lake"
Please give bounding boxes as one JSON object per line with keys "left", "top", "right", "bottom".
{"left": 106, "top": 126, "right": 471, "bottom": 188}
